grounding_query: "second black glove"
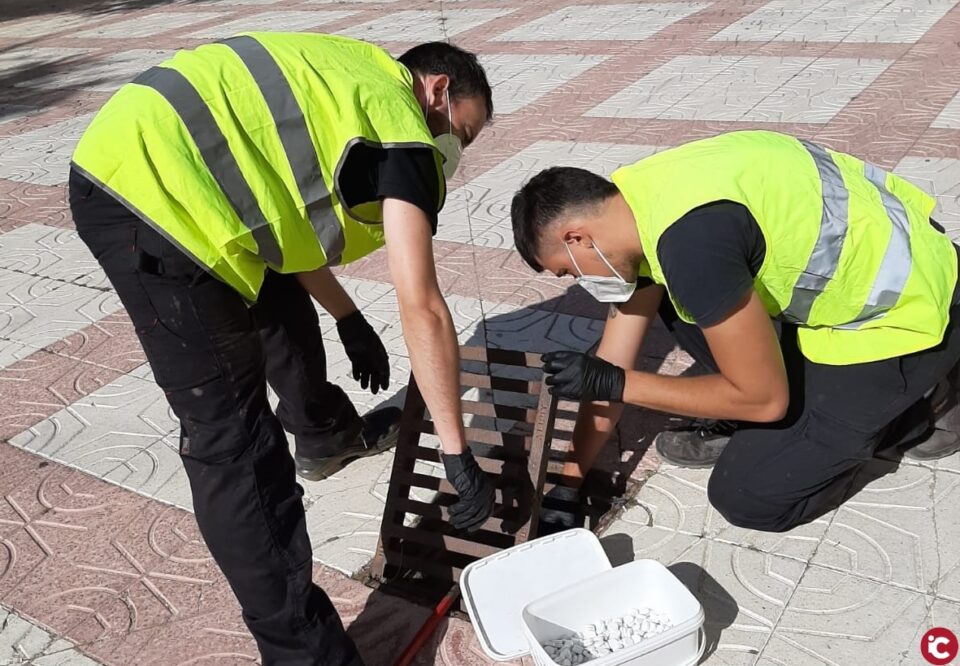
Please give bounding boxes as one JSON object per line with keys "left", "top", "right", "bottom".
{"left": 541, "top": 351, "right": 626, "bottom": 402}
{"left": 441, "top": 449, "right": 495, "bottom": 532}
{"left": 336, "top": 310, "right": 390, "bottom": 394}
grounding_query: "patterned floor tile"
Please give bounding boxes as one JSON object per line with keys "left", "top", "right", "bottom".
{"left": 933, "top": 93, "right": 960, "bottom": 129}
{"left": 0, "top": 339, "right": 40, "bottom": 373}
{"left": 713, "top": 0, "right": 960, "bottom": 44}
{"left": 617, "top": 466, "right": 831, "bottom": 564}
{"left": 186, "top": 10, "right": 357, "bottom": 39}
{"left": 808, "top": 462, "right": 960, "bottom": 596}
{"left": 438, "top": 141, "right": 663, "bottom": 249}
{"left": 337, "top": 9, "right": 513, "bottom": 42}
{"left": 0, "top": 114, "right": 93, "bottom": 186}
{"left": 8, "top": 372, "right": 176, "bottom": 461}
{"left": 672, "top": 539, "right": 805, "bottom": 664}
{"left": 895, "top": 155, "right": 960, "bottom": 231}
{"left": 0, "top": 269, "right": 122, "bottom": 349}
{"left": 480, "top": 55, "right": 607, "bottom": 115}
{"left": 0, "top": 605, "right": 103, "bottom": 666}
{"left": 492, "top": 3, "right": 710, "bottom": 42}
{"left": 20, "top": 50, "right": 172, "bottom": 93}
{"left": 0, "top": 224, "right": 107, "bottom": 290}
{"left": 74, "top": 12, "right": 226, "bottom": 39}
{"left": 587, "top": 55, "right": 892, "bottom": 123}
{"left": 763, "top": 564, "right": 931, "bottom": 665}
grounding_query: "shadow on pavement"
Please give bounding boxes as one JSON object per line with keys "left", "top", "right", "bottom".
{"left": 0, "top": 0, "right": 207, "bottom": 21}
{"left": 599, "top": 537, "right": 740, "bottom": 663}
{"left": 350, "top": 286, "right": 699, "bottom": 664}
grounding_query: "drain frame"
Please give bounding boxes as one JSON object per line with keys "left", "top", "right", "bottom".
{"left": 371, "top": 346, "right": 558, "bottom": 587}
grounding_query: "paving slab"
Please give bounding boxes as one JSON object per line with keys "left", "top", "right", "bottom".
{"left": 0, "top": 605, "right": 103, "bottom": 666}
{"left": 713, "top": 0, "right": 960, "bottom": 44}
{"left": 492, "top": 3, "right": 711, "bottom": 42}
{"left": 2, "top": 0, "right": 960, "bottom": 663}
{"left": 587, "top": 55, "right": 892, "bottom": 123}
{"left": 337, "top": 9, "right": 514, "bottom": 42}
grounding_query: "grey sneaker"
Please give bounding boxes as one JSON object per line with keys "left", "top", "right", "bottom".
{"left": 903, "top": 368, "right": 960, "bottom": 461}
{"left": 654, "top": 419, "right": 736, "bottom": 468}
{"left": 295, "top": 406, "right": 402, "bottom": 481}
{"left": 903, "top": 428, "right": 960, "bottom": 461}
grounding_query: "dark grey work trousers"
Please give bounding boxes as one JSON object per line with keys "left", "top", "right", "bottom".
{"left": 69, "top": 168, "right": 364, "bottom": 665}
{"left": 659, "top": 246, "right": 960, "bottom": 532}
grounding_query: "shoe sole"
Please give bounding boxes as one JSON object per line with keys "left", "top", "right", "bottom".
{"left": 658, "top": 458, "right": 718, "bottom": 470}
{"left": 296, "top": 425, "right": 400, "bottom": 482}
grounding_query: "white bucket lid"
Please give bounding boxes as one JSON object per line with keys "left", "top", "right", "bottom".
{"left": 459, "top": 529, "right": 612, "bottom": 661}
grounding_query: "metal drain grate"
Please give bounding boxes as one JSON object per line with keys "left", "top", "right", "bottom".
{"left": 371, "top": 346, "right": 558, "bottom": 588}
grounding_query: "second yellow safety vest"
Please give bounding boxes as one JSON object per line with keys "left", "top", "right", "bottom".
{"left": 611, "top": 130, "right": 957, "bottom": 365}
{"left": 72, "top": 32, "right": 445, "bottom": 301}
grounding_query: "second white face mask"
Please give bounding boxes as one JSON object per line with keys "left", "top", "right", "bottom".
{"left": 434, "top": 89, "right": 462, "bottom": 180}
{"left": 565, "top": 242, "right": 637, "bottom": 303}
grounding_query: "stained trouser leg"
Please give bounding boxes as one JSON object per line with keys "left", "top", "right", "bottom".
{"left": 253, "top": 271, "right": 362, "bottom": 459}
{"left": 70, "top": 170, "right": 363, "bottom": 665}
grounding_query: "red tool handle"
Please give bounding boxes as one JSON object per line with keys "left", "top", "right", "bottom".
{"left": 393, "top": 585, "right": 462, "bottom": 666}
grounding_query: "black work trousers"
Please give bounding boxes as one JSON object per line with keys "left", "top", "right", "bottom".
{"left": 658, "top": 253, "right": 960, "bottom": 533}
{"left": 69, "top": 169, "right": 364, "bottom": 666}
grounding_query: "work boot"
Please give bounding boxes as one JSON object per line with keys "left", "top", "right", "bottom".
{"left": 904, "top": 367, "right": 960, "bottom": 461}
{"left": 295, "top": 406, "right": 402, "bottom": 481}
{"left": 538, "top": 484, "right": 585, "bottom": 536}
{"left": 653, "top": 419, "right": 737, "bottom": 468}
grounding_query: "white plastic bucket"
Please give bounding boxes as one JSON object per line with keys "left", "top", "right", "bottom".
{"left": 460, "top": 529, "right": 612, "bottom": 661}
{"left": 521, "top": 559, "right": 705, "bottom": 666}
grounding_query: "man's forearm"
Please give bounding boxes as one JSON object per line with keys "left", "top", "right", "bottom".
{"left": 295, "top": 268, "right": 356, "bottom": 321}
{"left": 623, "top": 370, "right": 786, "bottom": 423}
{"left": 564, "top": 401, "right": 625, "bottom": 484}
{"left": 400, "top": 303, "right": 467, "bottom": 455}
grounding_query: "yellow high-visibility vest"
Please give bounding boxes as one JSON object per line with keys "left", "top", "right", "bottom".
{"left": 72, "top": 32, "right": 445, "bottom": 301}
{"left": 612, "top": 130, "right": 957, "bottom": 365}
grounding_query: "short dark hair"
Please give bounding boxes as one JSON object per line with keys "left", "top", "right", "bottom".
{"left": 398, "top": 42, "right": 493, "bottom": 121}
{"left": 511, "top": 167, "right": 619, "bottom": 272}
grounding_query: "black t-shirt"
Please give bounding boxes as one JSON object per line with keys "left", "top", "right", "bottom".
{"left": 337, "top": 144, "right": 442, "bottom": 233}
{"left": 642, "top": 201, "right": 766, "bottom": 327}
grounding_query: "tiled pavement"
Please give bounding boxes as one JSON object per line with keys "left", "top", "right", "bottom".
{"left": 0, "top": 1, "right": 960, "bottom": 664}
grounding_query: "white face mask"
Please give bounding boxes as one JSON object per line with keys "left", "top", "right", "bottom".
{"left": 565, "top": 241, "right": 636, "bottom": 303}
{"left": 432, "top": 89, "right": 462, "bottom": 180}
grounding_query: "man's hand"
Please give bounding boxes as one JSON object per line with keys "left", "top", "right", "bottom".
{"left": 441, "top": 449, "right": 495, "bottom": 532}
{"left": 336, "top": 311, "right": 390, "bottom": 394}
{"left": 542, "top": 351, "right": 626, "bottom": 402}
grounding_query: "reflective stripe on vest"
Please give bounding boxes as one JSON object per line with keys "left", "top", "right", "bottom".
{"left": 783, "top": 141, "right": 913, "bottom": 329}
{"left": 220, "top": 36, "right": 345, "bottom": 266}
{"left": 133, "top": 66, "right": 284, "bottom": 268}
{"left": 784, "top": 140, "right": 849, "bottom": 322}
{"left": 853, "top": 162, "right": 913, "bottom": 324}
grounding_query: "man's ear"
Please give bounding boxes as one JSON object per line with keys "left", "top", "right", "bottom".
{"left": 430, "top": 74, "right": 450, "bottom": 105}
{"left": 561, "top": 227, "right": 585, "bottom": 248}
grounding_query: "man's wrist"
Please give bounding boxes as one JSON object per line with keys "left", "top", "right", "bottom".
{"left": 335, "top": 308, "right": 363, "bottom": 326}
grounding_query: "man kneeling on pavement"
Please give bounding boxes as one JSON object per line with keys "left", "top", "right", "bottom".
{"left": 511, "top": 130, "right": 960, "bottom": 534}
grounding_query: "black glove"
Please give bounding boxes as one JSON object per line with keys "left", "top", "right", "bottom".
{"left": 541, "top": 351, "right": 625, "bottom": 402}
{"left": 336, "top": 310, "right": 389, "bottom": 394}
{"left": 441, "top": 449, "right": 495, "bottom": 532}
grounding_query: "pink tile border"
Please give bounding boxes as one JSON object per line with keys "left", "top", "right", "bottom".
{"left": 0, "top": 442, "right": 529, "bottom": 665}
